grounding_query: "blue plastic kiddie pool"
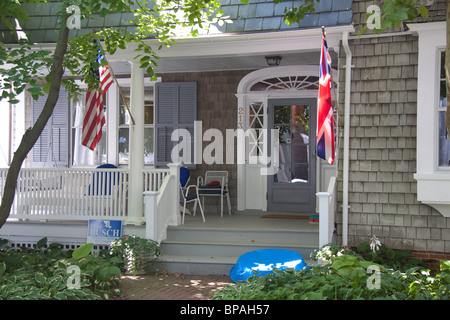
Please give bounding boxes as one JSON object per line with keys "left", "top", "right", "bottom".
{"left": 230, "top": 248, "right": 309, "bottom": 282}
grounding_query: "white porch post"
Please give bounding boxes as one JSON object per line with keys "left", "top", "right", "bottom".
{"left": 126, "top": 61, "right": 145, "bottom": 225}
{"left": 166, "top": 163, "right": 181, "bottom": 226}
{"left": 316, "top": 191, "right": 331, "bottom": 248}
{"left": 144, "top": 191, "right": 159, "bottom": 240}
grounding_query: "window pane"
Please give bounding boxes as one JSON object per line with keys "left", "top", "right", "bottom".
{"left": 144, "top": 87, "right": 154, "bottom": 124}
{"left": 274, "top": 105, "right": 291, "bottom": 124}
{"left": 144, "top": 127, "right": 154, "bottom": 164}
{"left": 118, "top": 127, "right": 129, "bottom": 165}
{"left": 292, "top": 164, "right": 309, "bottom": 183}
{"left": 438, "top": 111, "right": 450, "bottom": 166}
{"left": 72, "top": 97, "right": 107, "bottom": 166}
{"left": 292, "top": 105, "right": 309, "bottom": 125}
{"left": 119, "top": 87, "right": 131, "bottom": 126}
{"left": 439, "top": 51, "right": 450, "bottom": 167}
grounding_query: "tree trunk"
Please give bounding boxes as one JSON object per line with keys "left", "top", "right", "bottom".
{"left": 0, "top": 26, "right": 69, "bottom": 229}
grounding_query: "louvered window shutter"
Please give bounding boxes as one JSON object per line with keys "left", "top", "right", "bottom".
{"left": 155, "top": 82, "right": 197, "bottom": 168}
{"left": 31, "top": 88, "right": 69, "bottom": 168}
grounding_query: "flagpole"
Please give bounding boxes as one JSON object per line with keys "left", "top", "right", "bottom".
{"left": 107, "top": 60, "right": 136, "bottom": 126}
{"left": 92, "top": 32, "right": 136, "bottom": 126}
{"left": 322, "top": 26, "right": 340, "bottom": 124}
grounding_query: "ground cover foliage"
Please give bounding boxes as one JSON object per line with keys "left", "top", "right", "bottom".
{"left": 0, "top": 235, "right": 160, "bottom": 300}
{"left": 213, "top": 240, "right": 450, "bottom": 300}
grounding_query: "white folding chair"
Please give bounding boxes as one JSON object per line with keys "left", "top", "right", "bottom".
{"left": 180, "top": 167, "right": 205, "bottom": 224}
{"left": 197, "top": 170, "right": 231, "bottom": 217}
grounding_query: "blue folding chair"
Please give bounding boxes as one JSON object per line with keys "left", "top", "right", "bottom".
{"left": 89, "top": 164, "right": 118, "bottom": 196}
{"left": 180, "top": 167, "right": 205, "bottom": 224}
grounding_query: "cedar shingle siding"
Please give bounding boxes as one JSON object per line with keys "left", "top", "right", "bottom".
{"left": 337, "top": 0, "right": 450, "bottom": 252}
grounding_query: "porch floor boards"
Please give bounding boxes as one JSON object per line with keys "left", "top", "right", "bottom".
{"left": 179, "top": 210, "right": 318, "bottom": 232}
{"left": 153, "top": 211, "right": 320, "bottom": 276}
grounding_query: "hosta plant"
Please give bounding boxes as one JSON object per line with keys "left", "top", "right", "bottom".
{"left": 109, "top": 235, "right": 161, "bottom": 275}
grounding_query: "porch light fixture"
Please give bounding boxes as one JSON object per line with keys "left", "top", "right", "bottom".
{"left": 265, "top": 56, "right": 282, "bottom": 66}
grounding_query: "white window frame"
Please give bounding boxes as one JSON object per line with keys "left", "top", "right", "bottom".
{"left": 409, "top": 21, "right": 450, "bottom": 217}
{"left": 70, "top": 89, "right": 109, "bottom": 168}
{"left": 116, "top": 77, "right": 159, "bottom": 166}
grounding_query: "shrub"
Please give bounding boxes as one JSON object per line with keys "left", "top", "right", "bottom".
{"left": 109, "top": 235, "right": 161, "bottom": 275}
{"left": 0, "top": 238, "right": 122, "bottom": 300}
{"left": 213, "top": 257, "right": 450, "bottom": 300}
{"left": 310, "top": 243, "right": 357, "bottom": 262}
{"left": 214, "top": 240, "right": 450, "bottom": 300}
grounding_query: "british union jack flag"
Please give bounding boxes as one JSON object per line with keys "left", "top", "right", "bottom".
{"left": 316, "top": 35, "right": 335, "bottom": 165}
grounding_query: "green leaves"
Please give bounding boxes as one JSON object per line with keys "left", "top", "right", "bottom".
{"left": 1, "top": 0, "right": 226, "bottom": 103}
{"left": 0, "top": 262, "right": 6, "bottom": 276}
{"left": 277, "top": 0, "right": 318, "bottom": 26}
{"left": 109, "top": 235, "right": 161, "bottom": 275}
{"left": 214, "top": 251, "right": 450, "bottom": 300}
{"left": 440, "top": 260, "right": 450, "bottom": 271}
{"left": 0, "top": 41, "right": 52, "bottom": 104}
{"left": 364, "top": 0, "right": 429, "bottom": 35}
{"left": 0, "top": 238, "right": 126, "bottom": 300}
{"left": 72, "top": 243, "right": 93, "bottom": 260}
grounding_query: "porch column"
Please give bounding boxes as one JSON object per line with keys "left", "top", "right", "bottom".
{"left": 126, "top": 61, "right": 145, "bottom": 225}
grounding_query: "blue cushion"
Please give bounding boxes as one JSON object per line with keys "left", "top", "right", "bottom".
{"left": 198, "top": 185, "right": 227, "bottom": 195}
{"left": 89, "top": 164, "right": 118, "bottom": 195}
{"left": 180, "top": 167, "right": 190, "bottom": 187}
{"left": 198, "top": 185, "right": 221, "bottom": 189}
{"left": 184, "top": 194, "right": 198, "bottom": 202}
{"left": 230, "top": 249, "right": 309, "bottom": 283}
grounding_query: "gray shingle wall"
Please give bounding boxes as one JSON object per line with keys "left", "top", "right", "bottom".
{"left": 336, "top": 0, "right": 450, "bottom": 253}
{"left": 0, "top": 0, "right": 353, "bottom": 43}
{"left": 156, "top": 69, "right": 255, "bottom": 213}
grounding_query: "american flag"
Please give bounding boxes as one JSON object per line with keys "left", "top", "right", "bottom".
{"left": 82, "top": 43, "right": 113, "bottom": 151}
{"left": 316, "top": 35, "right": 335, "bottom": 165}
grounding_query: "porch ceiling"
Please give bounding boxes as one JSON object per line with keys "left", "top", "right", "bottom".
{"left": 109, "top": 50, "right": 338, "bottom": 74}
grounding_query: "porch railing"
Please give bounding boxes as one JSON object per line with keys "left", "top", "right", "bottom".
{"left": 144, "top": 164, "right": 180, "bottom": 243}
{"left": 0, "top": 168, "right": 129, "bottom": 221}
{"left": 316, "top": 176, "right": 337, "bottom": 247}
{"left": 143, "top": 168, "right": 170, "bottom": 192}
{"left": 0, "top": 167, "right": 172, "bottom": 223}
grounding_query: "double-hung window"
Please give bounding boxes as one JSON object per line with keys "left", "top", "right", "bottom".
{"left": 118, "top": 84, "right": 155, "bottom": 165}
{"left": 34, "top": 78, "right": 195, "bottom": 169}
{"left": 71, "top": 91, "right": 107, "bottom": 167}
{"left": 410, "top": 21, "right": 450, "bottom": 217}
{"left": 438, "top": 50, "right": 450, "bottom": 168}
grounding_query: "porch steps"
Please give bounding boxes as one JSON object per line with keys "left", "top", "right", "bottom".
{"left": 152, "top": 214, "right": 319, "bottom": 276}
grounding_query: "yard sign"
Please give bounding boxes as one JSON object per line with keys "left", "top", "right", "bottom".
{"left": 87, "top": 219, "right": 122, "bottom": 245}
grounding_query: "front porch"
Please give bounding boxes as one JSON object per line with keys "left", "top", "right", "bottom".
{"left": 0, "top": 208, "right": 320, "bottom": 275}
{"left": 0, "top": 164, "right": 336, "bottom": 274}
{"left": 154, "top": 211, "right": 320, "bottom": 275}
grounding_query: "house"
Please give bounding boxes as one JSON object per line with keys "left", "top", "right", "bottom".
{"left": 0, "top": 0, "right": 449, "bottom": 274}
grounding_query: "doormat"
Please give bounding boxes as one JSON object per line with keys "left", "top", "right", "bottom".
{"left": 261, "top": 215, "right": 310, "bottom": 220}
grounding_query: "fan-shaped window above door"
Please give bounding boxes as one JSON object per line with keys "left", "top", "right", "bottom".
{"left": 249, "top": 75, "right": 320, "bottom": 92}
{"left": 237, "top": 66, "right": 337, "bottom": 96}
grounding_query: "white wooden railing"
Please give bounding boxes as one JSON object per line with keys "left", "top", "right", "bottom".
{"left": 316, "top": 176, "right": 337, "bottom": 247}
{"left": 0, "top": 167, "right": 172, "bottom": 223}
{"left": 143, "top": 168, "right": 170, "bottom": 192}
{"left": 0, "top": 168, "right": 129, "bottom": 221}
{"left": 144, "top": 163, "right": 180, "bottom": 243}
